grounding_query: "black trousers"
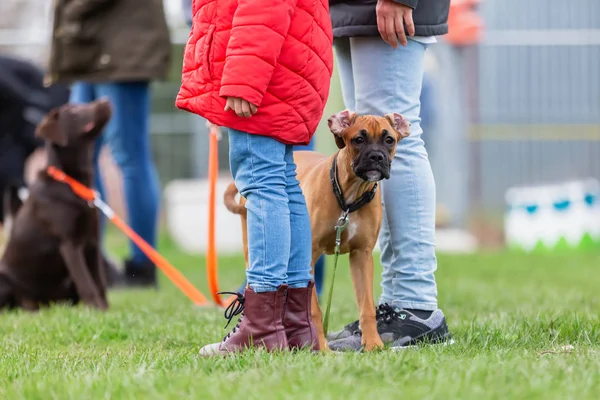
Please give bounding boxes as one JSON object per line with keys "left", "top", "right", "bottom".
{"left": 0, "top": 134, "right": 33, "bottom": 223}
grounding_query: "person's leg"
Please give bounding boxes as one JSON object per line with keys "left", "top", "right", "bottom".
{"left": 235, "top": 133, "right": 327, "bottom": 296}
{"left": 69, "top": 81, "right": 96, "bottom": 105}
{"left": 282, "top": 144, "right": 319, "bottom": 350}
{"left": 95, "top": 81, "right": 160, "bottom": 285}
{"left": 200, "top": 128, "right": 290, "bottom": 356}
{"left": 350, "top": 38, "right": 438, "bottom": 313}
{"left": 328, "top": 38, "right": 451, "bottom": 350}
{"left": 228, "top": 130, "right": 290, "bottom": 292}
{"left": 0, "top": 140, "right": 27, "bottom": 223}
{"left": 312, "top": 255, "right": 325, "bottom": 298}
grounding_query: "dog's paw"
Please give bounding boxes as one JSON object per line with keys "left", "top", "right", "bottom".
{"left": 97, "top": 299, "right": 109, "bottom": 311}
{"left": 83, "top": 297, "right": 108, "bottom": 311}
{"left": 362, "top": 338, "right": 385, "bottom": 352}
{"left": 319, "top": 342, "right": 332, "bottom": 353}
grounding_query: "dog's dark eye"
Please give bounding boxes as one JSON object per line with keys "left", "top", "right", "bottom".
{"left": 353, "top": 136, "right": 365, "bottom": 145}
{"left": 385, "top": 136, "right": 395, "bottom": 145}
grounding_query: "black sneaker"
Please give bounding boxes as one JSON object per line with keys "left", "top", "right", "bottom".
{"left": 102, "top": 254, "right": 124, "bottom": 289}
{"left": 326, "top": 304, "right": 391, "bottom": 341}
{"left": 124, "top": 259, "right": 158, "bottom": 288}
{"left": 328, "top": 305, "right": 453, "bottom": 352}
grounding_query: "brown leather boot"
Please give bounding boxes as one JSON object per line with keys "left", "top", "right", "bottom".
{"left": 283, "top": 281, "right": 319, "bottom": 351}
{"left": 199, "top": 285, "right": 289, "bottom": 356}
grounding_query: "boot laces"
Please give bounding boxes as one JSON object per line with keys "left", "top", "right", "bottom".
{"left": 217, "top": 291, "right": 245, "bottom": 340}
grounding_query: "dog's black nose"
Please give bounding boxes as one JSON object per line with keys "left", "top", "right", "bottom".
{"left": 369, "top": 152, "right": 385, "bottom": 163}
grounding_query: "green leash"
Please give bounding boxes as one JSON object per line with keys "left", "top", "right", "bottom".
{"left": 322, "top": 211, "right": 349, "bottom": 337}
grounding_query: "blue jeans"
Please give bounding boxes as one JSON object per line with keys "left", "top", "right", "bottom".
{"left": 335, "top": 37, "right": 438, "bottom": 311}
{"left": 228, "top": 129, "right": 313, "bottom": 292}
{"left": 234, "top": 134, "right": 325, "bottom": 296}
{"left": 69, "top": 81, "right": 160, "bottom": 264}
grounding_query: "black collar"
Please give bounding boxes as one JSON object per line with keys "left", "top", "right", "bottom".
{"left": 329, "top": 152, "right": 378, "bottom": 215}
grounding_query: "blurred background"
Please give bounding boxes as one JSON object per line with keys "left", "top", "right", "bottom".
{"left": 1, "top": 0, "right": 599, "bottom": 255}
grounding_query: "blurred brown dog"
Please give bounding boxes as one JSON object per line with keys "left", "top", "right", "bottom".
{"left": 0, "top": 99, "right": 112, "bottom": 311}
{"left": 224, "top": 110, "right": 410, "bottom": 351}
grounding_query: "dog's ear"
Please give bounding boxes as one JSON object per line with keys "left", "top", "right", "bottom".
{"left": 35, "top": 109, "right": 68, "bottom": 147}
{"left": 328, "top": 109, "right": 357, "bottom": 149}
{"left": 384, "top": 113, "right": 411, "bottom": 140}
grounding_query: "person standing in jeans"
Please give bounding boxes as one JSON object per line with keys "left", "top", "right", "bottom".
{"left": 47, "top": 0, "right": 171, "bottom": 287}
{"left": 326, "top": 0, "right": 454, "bottom": 351}
{"left": 177, "top": 0, "right": 333, "bottom": 355}
{"left": 181, "top": 0, "right": 327, "bottom": 300}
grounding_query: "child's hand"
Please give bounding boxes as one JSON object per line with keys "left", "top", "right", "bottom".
{"left": 225, "top": 97, "right": 258, "bottom": 118}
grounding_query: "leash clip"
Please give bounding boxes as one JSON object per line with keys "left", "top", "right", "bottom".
{"left": 86, "top": 190, "right": 99, "bottom": 209}
{"left": 324, "top": 210, "right": 349, "bottom": 337}
{"left": 334, "top": 211, "right": 350, "bottom": 249}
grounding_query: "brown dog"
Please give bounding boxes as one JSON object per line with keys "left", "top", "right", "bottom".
{"left": 0, "top": 99, "right": 112, "bottom": 311}
{"left": 224, "top": 110, "right": 410, "bottom": 351}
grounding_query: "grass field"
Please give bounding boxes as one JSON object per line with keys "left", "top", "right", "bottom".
{"left": 1, "top": 231, "right": 600, "bottom": 399}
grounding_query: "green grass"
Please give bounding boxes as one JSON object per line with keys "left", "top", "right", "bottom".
{"left": 1, "top": 230, "right": 600, "bottom": 399}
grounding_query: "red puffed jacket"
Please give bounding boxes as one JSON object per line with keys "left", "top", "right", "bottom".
{"left": 176, "top": 0, "right": 334, "bottom": 145}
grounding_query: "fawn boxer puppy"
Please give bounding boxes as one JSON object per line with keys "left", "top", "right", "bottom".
{"left": 224, "top": 110, "right": 410, "bottom": 351}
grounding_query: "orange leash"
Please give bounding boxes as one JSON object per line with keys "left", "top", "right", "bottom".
{"left": 206, "top": 125, "right": 223, "bottom": 306}
{"left": 46, "top": 166, "right": 209, "bottom": 306}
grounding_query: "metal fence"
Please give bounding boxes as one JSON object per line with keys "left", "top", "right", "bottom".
{"left": 469, "top": 0, "right": 600, "bottom": 217}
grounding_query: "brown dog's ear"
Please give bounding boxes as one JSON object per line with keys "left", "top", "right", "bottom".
{"left": 35, "top": 109, "right": 68, "bottom": 147}
{"left": 328, "top": 109, "right": 357, "bottom": 149}
{"left": 384, "top": 112, "right": 411, "bottom": 140}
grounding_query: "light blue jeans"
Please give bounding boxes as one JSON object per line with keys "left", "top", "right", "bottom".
{"left": 235, "top": 134, "right": 327, "bottom": 297}
{"left": 335, "top": 37, "right": 438, "bottom": 311}
{"left": 70, "top": 82, "right": 160, "bottom": 264}
{"left": 228, "top": 129, "right": 313, "bottom": 292}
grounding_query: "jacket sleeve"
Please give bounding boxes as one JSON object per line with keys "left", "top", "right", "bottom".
{"left": 0, "top": 66, "right": 30, "bottom": 107}
{"left": 219, "top": 0, "right": 298, "bottom": 106}
{"left": 64, "top": 0, "right": 118, "bottom": 20}
{"left": 394, "top": 0, "right": 418, "bottom": 9}
{"left": 0, "top": 57, "right": 46, "bottom": 109}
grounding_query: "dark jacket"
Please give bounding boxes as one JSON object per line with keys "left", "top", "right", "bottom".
{"left": 47, "top": 0, "right": 171, "bottom": 85}
{"left": 330, "top": 0, "right": 450, "bottom": 38}
{"left": 0, "top": 55, "right": 70, "bottom": 222}
{"left": 0, "top": 55, "right": 69, "bottom": 153}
